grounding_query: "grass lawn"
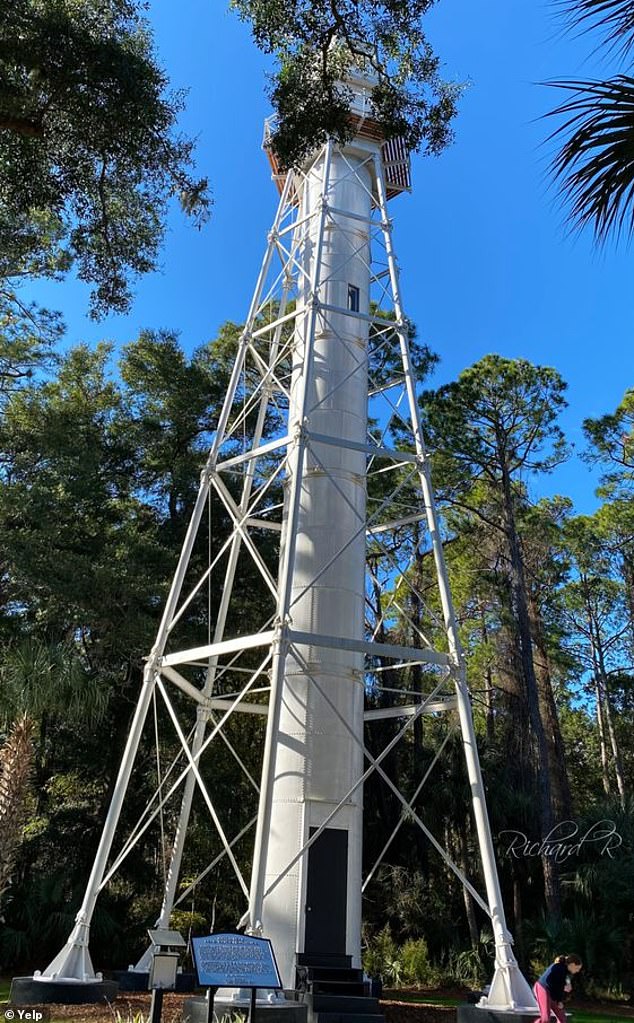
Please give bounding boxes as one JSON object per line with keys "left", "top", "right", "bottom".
{"left": 573, "top": 1015, "right": 632, "bottom": 1023}
{"left": 381, "top": 990, "right": 634, "bottom": 1023}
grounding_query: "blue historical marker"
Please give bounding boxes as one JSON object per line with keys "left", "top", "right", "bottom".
{"left": 191, "top": 933, "right": 282, "bottom": 991}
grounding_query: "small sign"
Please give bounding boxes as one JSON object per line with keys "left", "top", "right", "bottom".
{"left": 148, "top": 928, "right": 187, "bottom": 948}
{"left": 191, "top": 933, "right": 282, "bottom": 990}
{"left": 148, "top": 951, "right": 179, "bottom": 991}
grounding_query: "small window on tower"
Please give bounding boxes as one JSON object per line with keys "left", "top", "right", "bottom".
{"left": 348, "top": 284, "right": 360, "bottom": 313}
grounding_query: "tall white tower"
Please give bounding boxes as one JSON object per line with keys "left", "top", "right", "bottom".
{"left": 14, "top": 57, "right": 536, "bottom": 1015}
{"left": 248, "top": 120, "right": 373, "bottom": 986}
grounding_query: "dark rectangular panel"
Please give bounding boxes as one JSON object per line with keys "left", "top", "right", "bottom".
{"left": 304, "top": 827, "right": 348, "bottom": 955}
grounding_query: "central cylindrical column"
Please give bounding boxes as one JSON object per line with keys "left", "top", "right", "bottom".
{"left": 260, "top": 143, "right": 377, "bottom": 988}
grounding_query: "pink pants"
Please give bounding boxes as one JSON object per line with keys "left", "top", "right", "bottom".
{"left": 534, "top": 982, "right": 566, "bottom": 1023}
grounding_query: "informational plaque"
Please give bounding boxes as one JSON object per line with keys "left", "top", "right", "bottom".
{"left": 191, "top": 933, "right": 282, "bottom": 990}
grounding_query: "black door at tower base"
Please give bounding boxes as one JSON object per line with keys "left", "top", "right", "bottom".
{"left": 304, "top": 826, "right": 348, "bottom": 954}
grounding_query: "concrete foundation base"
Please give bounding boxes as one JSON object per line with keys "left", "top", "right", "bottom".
{"left": 182, "top": 995, "right": 308, "bottom": 1023}
{"left": 9, "top": 977, "right": 119, "bottom": 1005}
{"left": 457, "top": 1005, "right": 536, "bottom": 1023}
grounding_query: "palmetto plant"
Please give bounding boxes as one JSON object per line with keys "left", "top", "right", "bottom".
{"left": 548, "top": 0, "right": 634, "bottom": 242}
{"left": 0, "top": 638, "right": 110, "bottom": 909}
{"left": 0, "top": 637, "right": 110, "bottom": 729}
{"left": 526, "top": 907, "right": 626, "bottom": 979}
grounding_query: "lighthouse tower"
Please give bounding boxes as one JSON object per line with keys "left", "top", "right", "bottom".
{"left": 13, "top": 55, "right": 537, "bottom": 1016}
{"left": 247, "top": 68, "right": 383, "bottom": 983}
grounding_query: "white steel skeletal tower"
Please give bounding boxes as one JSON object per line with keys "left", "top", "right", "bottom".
{"left": 34, "top": 62, "right": 536, "bottom": 1013}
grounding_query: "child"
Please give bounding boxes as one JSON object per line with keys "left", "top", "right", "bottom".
{"left": 533, "top": 954, "right": 583, "bottom": 1023}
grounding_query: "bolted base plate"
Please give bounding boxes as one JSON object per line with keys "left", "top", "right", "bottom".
{"left": 10, "top": 977, "right": 119, "bottom": 1005}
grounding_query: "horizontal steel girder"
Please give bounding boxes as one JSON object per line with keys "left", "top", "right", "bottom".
{"left": 159, "top": 629, "right": 453, "bottom": 670}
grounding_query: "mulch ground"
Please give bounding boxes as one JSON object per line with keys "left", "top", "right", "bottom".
{"left": 382, "top": 998, "right": 456, "bottom": 1023}
{"left": 7, "top": 990, "right": 634, "bottom": 1023}
{"left": 7, "top": 993, "right": 186, "bottom": 1023}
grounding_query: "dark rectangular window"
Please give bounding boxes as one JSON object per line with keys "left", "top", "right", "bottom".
{"left": 347, "top": 284, "right": 360, "bottom": 313}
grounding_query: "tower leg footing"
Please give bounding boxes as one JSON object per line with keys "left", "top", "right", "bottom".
{"left": 9, "top": 977, "right": 119, "bottom": 1005}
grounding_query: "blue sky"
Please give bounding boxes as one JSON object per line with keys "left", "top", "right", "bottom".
{"left": 27, "top": 0, "right": 633, "bottom": 513}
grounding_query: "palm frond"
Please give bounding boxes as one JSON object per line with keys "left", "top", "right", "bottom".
{"left": 547, "top": 75, "right": 634, "bottom": 243}
{"left": 0, "top": 638, "right": 110, "bottom": 728}
{"left": 557, "top": 0, "right": 634, "bottom": 58}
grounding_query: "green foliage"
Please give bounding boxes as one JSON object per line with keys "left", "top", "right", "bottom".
{"left": 110, "top": 1011, "right": 148, "bottom": 1023}
{"left": 548, "top": 1, "right": 634, "bottom": 243}
{"left": 563, "top": 798, "right": 634, "bottom": 962}
{"left": 0, "top": 301, "right": 632, "bottom": 985}
{"left": 584, "top": 388, "right": 634, "bottom": 497}
{"left": 0, "top": 342, "right": 154, "bottom": 656}
{"left": 0, "top": 0, "right": 209, "bottom": 317}
{"left": 231, "top": 0, "right": 461, "bottom": 167}
{"left": 0, "top": 287, "right": 63, "bottom": 403}
{"left": 401, "top": 938, "right": 443, "bottom": 988}
{"left": 420, "top": 357, "right": 572, "bottom": 886}
{"left": 559, "top": 539, "right": 628, "bottom": 679}
{"left": 527, "top": 908, "right": 626, "bottom": 981}
{"left": 119, "top": 329, "right": 232, "bottom": 518}
{"left": 558, "top": 703, "right": 605, "bottom": 807}
{"left": 0, "top": 867, "right": 125, "bottom": 967}
{"left": 363, "top": 859, "right": 464, "bottom": 955}
{"left": 447, "top": 932, "right": 494, "bottom": 989}
{"left": 169, "top": 908, "right": 208, "bottom": 938}
{"left": 547, "top": 76, "right": 634, "bottom": 243}
{"left": 421, "top": 355, "right": 569, "bottom": 490}
{"left": 0, "top": 321, "right": 270, "bottom": 969}
{"left": 0, "top": 639, "right": 110, "bottom": 728}
{"left": 363, "top": 924, "right": 403, "bottom": 984}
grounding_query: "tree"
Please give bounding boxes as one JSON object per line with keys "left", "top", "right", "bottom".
{"left": 0, "top": 640, "right": 110, "bottom": 911}
{"left": 119, "top": 329, "right": 231, "bottom": 522}
{"left": 0, "top": 293, "right": 62, "bottom": 408}
{"left": 440, "top": 491, "right": 572, "bottom": 952}
{"left": 0, "top": 324, "right": 274, "bottom": 967}
{"left": 514, "top": 498, "right": 574, "bottom": 823}
{"left": 584, "top": 388, "right": 634, "bottom": 497}
{"left": 231, "top": 0, "right": 460, "bottom": 167}
{"left": 0, "top": 0, "right": 209, "bottom": 317}
{"left": 0, "top": 342, "right": 152, "bottom": 653}
{"left": 584, "top": 389, "right": 634, "bottom": 645}
{"left": 421, "top": 355, "right": 570, "bottom": 915}
{"left": 548, "top": 1, "right": 634, "bottom": 242}
{"left": 561, "top": 515, "right": 631, "bottom": 805}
